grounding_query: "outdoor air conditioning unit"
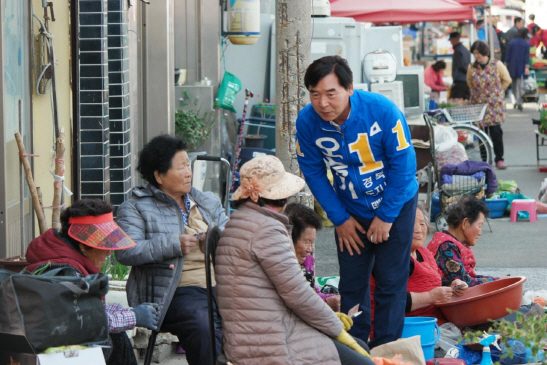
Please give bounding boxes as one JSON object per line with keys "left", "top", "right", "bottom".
{"left": 312, "top": 0, "right": 331, "bottom": 17}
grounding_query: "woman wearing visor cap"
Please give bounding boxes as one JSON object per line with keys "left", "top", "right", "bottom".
{"left": 26, "top": 199, "right": 159, "bottom": 365}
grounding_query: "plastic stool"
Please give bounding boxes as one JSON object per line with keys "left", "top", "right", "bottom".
{"left": 510, "top": 199, "right": 537, "bottom": 222}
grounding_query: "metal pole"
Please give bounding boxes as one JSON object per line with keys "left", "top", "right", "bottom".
{"left": 488, "top": 7, "right": 495, "bottom": 60}
{"left": 19, "top": 100, "right": 25, "bottom": 257}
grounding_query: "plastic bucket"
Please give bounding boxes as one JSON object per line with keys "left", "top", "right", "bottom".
{"left": 401, "top": 317, "right": 440, "bottom": 361}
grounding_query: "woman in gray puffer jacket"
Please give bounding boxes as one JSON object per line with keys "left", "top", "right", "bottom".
{"left": 215, "top": 155, "right": 374, "bottom": 365}
{"left": 116, "top": 135, "right": 228, "bottom": 365}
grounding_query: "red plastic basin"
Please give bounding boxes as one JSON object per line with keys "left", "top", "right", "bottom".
{"left": 437, "top": 276, "right": 526, "bottom": 327}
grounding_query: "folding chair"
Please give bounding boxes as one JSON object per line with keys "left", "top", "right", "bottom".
{"left": 204, "top": 223, "right": 225, "bottom": 364}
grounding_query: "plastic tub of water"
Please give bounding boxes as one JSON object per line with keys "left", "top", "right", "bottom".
{"left": 437, "top": 276, "right": 526, "bottom": 327}
{"left": 401, "top": 317, "right": 440, "bottom": 361}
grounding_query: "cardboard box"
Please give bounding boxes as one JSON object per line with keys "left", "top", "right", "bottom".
{"left": 0, "top": 333, "right": 105, "bottom": 365}
{"left": 38, "top": 347, "right": 105, "bottom": 365}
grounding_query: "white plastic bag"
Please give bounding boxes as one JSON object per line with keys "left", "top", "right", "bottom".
{"left": 538, "top": 178, "right": 547, "bottom": 203}
{"left": 524, "top": 75, "right": 538, "bottom": 95}
{"left": 522, "top": 289, "right": 547, "bottom": 305}
{"left": 434, "top": 125, "right": 459, "bottom": 152}
{"left": 436, "top": 322, "right": 463, "bottom": 351}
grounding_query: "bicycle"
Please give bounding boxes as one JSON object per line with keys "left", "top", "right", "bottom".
{"left": 439, "top": 104, "right": 494, "bottom": 166}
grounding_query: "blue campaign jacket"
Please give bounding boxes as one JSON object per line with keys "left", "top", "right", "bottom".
{"left": 296, "top": 90, "right": 418, "bottom": 225}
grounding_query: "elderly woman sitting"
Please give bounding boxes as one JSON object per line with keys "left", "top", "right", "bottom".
{"left": 115, "top": 135, "right": 229, "bottom": 365}
{"left": 25, "top": 199, "right": 159, "bottom": 365}
{"left": 428, "top": 194, "right": 499, "bottom": 287}
{"left": 370, "top": 203, "right": 467, "bottom": 335}
{"left": 285, "top": 203, "right": 341, "bottom": 312}
{"left": 405, "top": 203, "right": 467, "bottom": 322}
{"left": 215, "top": 155, "right": 373, "bottom": 365}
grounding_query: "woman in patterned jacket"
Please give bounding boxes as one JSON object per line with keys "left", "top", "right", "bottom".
{"left": 467, "top": 40, "right": 512, "bottom": 170}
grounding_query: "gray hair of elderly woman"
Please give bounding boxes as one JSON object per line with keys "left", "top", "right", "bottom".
{"left": 285, "top": 203, "right": 322, "bottom": 244}
{"left": 445, "top": 195, "right": 489, "bottom": 228}
{"left": 416, "top": 201, "right": 431, "bottom": 234}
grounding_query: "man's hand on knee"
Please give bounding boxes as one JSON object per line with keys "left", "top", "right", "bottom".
{"left": 335, "top": 217, "right": 365, "bottom": 256}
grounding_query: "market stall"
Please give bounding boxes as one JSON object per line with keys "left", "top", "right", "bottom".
{"left": 331, "top": 0, "right": 477, "bottom": 61}
{"left": 330, "top": 0, "right": 476, "bottom": 24}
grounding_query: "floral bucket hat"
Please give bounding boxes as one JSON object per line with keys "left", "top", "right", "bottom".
{"left": 232, "top": 155, "right": 306, "bottom": 202}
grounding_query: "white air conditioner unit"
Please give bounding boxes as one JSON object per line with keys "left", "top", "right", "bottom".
{"left": 312, "top": 0, "right": 331, "bottom": 17}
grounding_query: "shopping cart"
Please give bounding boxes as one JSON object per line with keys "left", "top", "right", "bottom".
{"left": 441, "top": 104, "right": 487, "bottom": 124}
{"left": 439, "top": 104, "right": 494, "bottom": 166}
{"left": 434, "top": 169, "right": 487, "bottom": 231}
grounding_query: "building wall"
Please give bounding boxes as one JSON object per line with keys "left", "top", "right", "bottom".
{"left": 31, "top": 0, "right": 73, "bottom": 231}
{"left": 525, "top": 0, "right": 546, "bottom": 29}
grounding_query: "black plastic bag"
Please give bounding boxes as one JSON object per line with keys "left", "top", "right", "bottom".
{"left": 0, "top": 269, "right": 109, "bottom": 352}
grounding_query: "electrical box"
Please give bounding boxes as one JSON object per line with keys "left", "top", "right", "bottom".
{"left": 310, "top": 17, "right": 366, "bottom": 84}
{"left": 370, "top": 81, "right": 405, "bottom": 114}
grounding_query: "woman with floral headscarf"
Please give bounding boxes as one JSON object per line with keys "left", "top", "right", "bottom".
{"left": 215, "top": 155, "right": 374, "bottom": 365}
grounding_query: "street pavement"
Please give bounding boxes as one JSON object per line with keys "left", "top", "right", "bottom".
{"left": 144, "top": 101, "right": 547, "bottom": 364}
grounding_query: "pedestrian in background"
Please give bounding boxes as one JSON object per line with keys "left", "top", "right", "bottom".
{"left": 530, "top": 25, "right": 547, "bottom": 59}
{"left": 296, "top": 55, "right": 418, "bottom": 348}
{"left": 505, "top": 17, "right": 524, "bottom": 45}
{"left": 467, "top": 40, "right": 512, "bottom": 169}
{"left": 449, "top": 32, "right": 471, "bottom": 100}
{"left": 425, "top": 60, "right": 449, "bottom": 103}
{"left": 476, "top": 19, "right": 501, "bottom": 56}
{"left": 505, "top": 28, "right": 530, "bottom": 111}
{"left": 527, "top": 14, "right": 537, "bottom": 35}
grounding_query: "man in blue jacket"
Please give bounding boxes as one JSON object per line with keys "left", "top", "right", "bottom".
{"left": 505, "top": 27, "right": 530, "bottom": 111}
{"left": 296, "top": 56, "right": 418, "bottom": 347}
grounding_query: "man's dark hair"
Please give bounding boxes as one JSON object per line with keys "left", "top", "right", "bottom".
{"left": 532, "top": 25, "right": 541, "bottom": 34}
{"left": 285, "top": 203, "right": 322, "bottom": 243}
{"left": 432, "top": 60, "right": 447, "bottom": 72}
{"left": 60, "top": 199, "right": 113, "bottom": 251}
{"left": 476, "top": 19, "right": 484, "bottom": 27}
{"left": 529, "top": 14, "right": 535, "bottom": 21}
{"left": 446, "top": 195, "right": 489, "bottom": 228}
{"left": 137, "top": 135, "right": 188, "bottom": 188}
{"left": 449, "top": 31, "right": 461, "bottom": 41}
{"left": 304, "top": 55, "right": 353, "bottom": 90}
{"left": 514, "top": 17, "right": 523, "bottom": 25}
{"left": 471, "top": 40, "right": 490, "bottom": 57}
